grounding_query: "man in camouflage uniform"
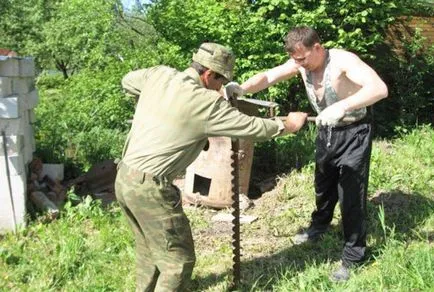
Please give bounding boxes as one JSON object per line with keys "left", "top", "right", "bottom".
{"left": 115, "top": 42, "right": 308, "bottom": 291}
{"left": 226, "top": 27, "right": 388, "bottom": 281}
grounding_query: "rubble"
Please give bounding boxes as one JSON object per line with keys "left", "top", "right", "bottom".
{"left": 29, "top": 191, "right": 59, "bottom": 219}
{"left": 211, "top": 213, "right": 258, "bottom": 224}
{"left": 26, "top": 158, "right": 118, "bottom": 220}
{"left": 65, "top": 159, "right": 117, "bottom": 207}
{"left": 27, "top": 158, "right": 66, "bottom": 218}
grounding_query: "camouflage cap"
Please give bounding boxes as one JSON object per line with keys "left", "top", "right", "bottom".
{"left": 192, "top": 43, "right": 235, "bottom": 81}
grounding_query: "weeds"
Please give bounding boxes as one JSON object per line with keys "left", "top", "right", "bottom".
{"left": 1, "top": 126, "right": 433, "bottom": 291}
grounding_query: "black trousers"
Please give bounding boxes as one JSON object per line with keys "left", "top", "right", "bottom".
{"left": 312, "top": 121, "right": 372, "bottom": 266}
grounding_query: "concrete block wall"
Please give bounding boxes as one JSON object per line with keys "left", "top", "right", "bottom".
{"left": 0, "top": 56, "right": 38, "bottom": 233}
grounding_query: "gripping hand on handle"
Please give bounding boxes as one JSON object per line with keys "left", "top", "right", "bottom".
{"left": 224, "top": 82, "right": 246, "bottom": 101}
{"left": 316, "top": 103, "right": 346, "bottom": 127}
{"left": 282, "top": 112, "right": 308, "bottom": 134}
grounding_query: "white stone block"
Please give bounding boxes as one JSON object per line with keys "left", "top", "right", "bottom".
{"left": 23, "top": 125, "right": 35, "bottom": 163}
{"left": 0, "top": 96, "right": 20, "bottom": 118}
{"left": 41, "top": 164, "right": 64, "bottom": 181}
{"left": 19, "top": 58, "right": 35, "bottom": 77}
{"left": 0, "top": 107, "right": 28, "bottom": 135}
{"left": 0, "top": 153, "right": 25, "bottom": 175}
{"left": 0, "top": 77, "right": 12, "bottom": 97}
{"left": 24, "top": 89, "right": 39, "bottom": 109}
{"left": 0, "top": 172, "right": 27, "bottom": 233}
{"left": 0, "top": 117, "right": 21, "bottom": 135}
{"left": 0, "top": 135, "right": 24, "bottom": 156}
{"left": 28, "top": 109, "right": 36, "bottom": 123}
{"left": 24, "top": 144, "right": 33, "bottom": 164}
{"left": 0, "top": 57, "right": 20, "bottom": 77}
{"left": 11, "top": 77, "right": 34, "bottom": 94}
{"left": 22, "top": 124, "right": 36, "bottom": 152}
{"left": 30, "top": 135, "right": 36, "bottom": 152}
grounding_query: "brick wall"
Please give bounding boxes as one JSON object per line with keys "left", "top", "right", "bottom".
{"left": 386, "top": 16, "right": 434, "bottom": 54}
{"left": 0, "top": 56, "right": 38, "bottom": 233}
{"left": 409, "top": 16, "right": 434, "bottom": 45}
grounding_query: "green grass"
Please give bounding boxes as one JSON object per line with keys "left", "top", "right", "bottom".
{"left": 1, "top": 125, "right": 433, "bottom": 291}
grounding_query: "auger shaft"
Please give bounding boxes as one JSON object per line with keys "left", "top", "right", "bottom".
{"left": 230, "top": 138, "right": 241, "bottom": 290}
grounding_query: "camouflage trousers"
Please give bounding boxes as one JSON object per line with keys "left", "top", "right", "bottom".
{"left": 115, "top": 163, "right": 196, "bottom": 292}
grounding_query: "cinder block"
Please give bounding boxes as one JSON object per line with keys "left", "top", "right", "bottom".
{"left": 23, "top": 131, "right": 34, "bottom": 164}
{"left": 0, "top": 153, "right": 25, "bottom": 175}
{"left": 28, "top": 109, "right": 36, "bottom": 124}
{"left": 11, "top": 78, "right": 34, "bottom": 94}
{"left": 30, "top": 135, "right": 36, "bottom": 152}
{"left": 0, "top": 135, "right": 24, "bottom": 156}
{"left": 19, "top": 58, "right": 35, "bottom": 77}
{"left": 0, "top": 117, "right": 23, "bottom": 135}
{"left": 0, "top": 77, "right": 12, "bottom": 97}
{"left": 41, "top": 164, "right": 64, "bottom": 181}
{"left": 24, "top": 89, "right": 39, "bottom": 109}
{"left": 0, "top": 108, "right": 28, "bottom": 135}
{"left": 0, "top": 57, "right": 20, "bottom": 77}
{"left": 0, "top": 172, "right": 27, "bottom": 233}
{"left": 0, "top": 97, "right": 20, "bottom": 118}
{"left": 23, "top": 125, "right": 36, "bottom": 158}
{"left": 24, "top": 143, "right": 33, "bottom": 164}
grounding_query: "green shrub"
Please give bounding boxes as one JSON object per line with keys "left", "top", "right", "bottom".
{"left": 35, "top": 71, "right": 65, "bottom": 90}
{"left": 35, "top": 65, "right": 135, "bottom": 174}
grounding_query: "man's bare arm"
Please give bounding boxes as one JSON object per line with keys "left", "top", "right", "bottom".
{"left": 241, "top": 59, "right": 300, "bottom": 94}
{"left": 335, "top": 51, "right": 388, "bottom": 112}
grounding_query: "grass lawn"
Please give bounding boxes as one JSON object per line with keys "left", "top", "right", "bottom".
{"left": 1, "top": 125, "right": 433, "bottom": 291}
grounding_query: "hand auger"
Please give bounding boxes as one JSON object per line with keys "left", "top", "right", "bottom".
{"left": 225, "top": 89, "right": 242, "bottom": 291}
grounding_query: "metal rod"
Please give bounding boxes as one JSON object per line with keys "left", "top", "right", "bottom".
{"left": 276, "top": 116, "right": 357, "bottom": 123}
{"left": 2, "top": 131, "right": 17, "bottom": 234}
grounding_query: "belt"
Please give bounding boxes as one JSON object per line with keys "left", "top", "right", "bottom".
{"left": 118, "top": 161, "right": 170, "bottom": 187}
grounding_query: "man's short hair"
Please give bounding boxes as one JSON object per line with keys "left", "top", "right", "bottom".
{"left": 190, "top": 61, "right": 208, "bottom": 76}
{"left": 284, "top": 26, "right": 320, "bottom": 53}
{"left": 191, "top": 61, "right": 229, "bottom": 84}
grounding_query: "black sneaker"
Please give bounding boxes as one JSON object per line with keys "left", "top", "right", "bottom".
{"left": 292, "top": 225, "right": 328, "bottom": 245}
{"left": 330, "top": 264, "right": 351, "bottom": 282}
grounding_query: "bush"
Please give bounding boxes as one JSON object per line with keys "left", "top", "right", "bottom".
{"left": 35, "top": 71, "right": 65, "bottom": 90}
{"left": 374, "top": 26, "right": 434, "bottom": 137}
{"left": 35, "top": 65, "right": 135, "bottom": 174}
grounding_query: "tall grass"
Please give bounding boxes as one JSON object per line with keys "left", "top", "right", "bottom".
{"left": 1, "top": 125, "right": 433, "bottom": 291}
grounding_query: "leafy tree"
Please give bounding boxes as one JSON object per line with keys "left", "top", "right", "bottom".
{"left": 36, "top": 0, "right": 124, "bottom": 78}
{"left": 3, "top": 0, "right": 432, "bottom": 171}
{"left": 0, "top": 0, "right": 55, "bottom": 53}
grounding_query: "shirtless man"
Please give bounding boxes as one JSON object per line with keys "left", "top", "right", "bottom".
{"left": 225, "top": 26, "right": 388, "bottom": 281}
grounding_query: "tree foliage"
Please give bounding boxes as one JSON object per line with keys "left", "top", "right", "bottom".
{"left": 146, "top": 0, "right": 433, "bottom": 132}
{"left": 1, "top": 0, "right": 432, "bottom": 171}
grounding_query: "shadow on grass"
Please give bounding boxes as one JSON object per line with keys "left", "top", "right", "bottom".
{"left": 193, "top": 189, "right": 434, "bottom": 291}
{"left": 368, "top": 189, "right": 434, "bottom": 236}
{"left": 366, "top": 189, "right": 434, "bottom": 260}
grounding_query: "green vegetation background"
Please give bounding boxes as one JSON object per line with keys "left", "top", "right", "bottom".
{"left": 0, "top": 0, "right": 433, "bottom": 290}
{"left": 1, "top": 0, "right": 433, "bottom": 172}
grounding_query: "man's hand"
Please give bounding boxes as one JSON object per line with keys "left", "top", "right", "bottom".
{"left": 224, "top": 82, "right": 246, "bottom": 100}
{"left": 283, "top": 112, "right": 308, "bottom": 133}
{"left": 316, "top": 103, "right": 346, "bottom": 127}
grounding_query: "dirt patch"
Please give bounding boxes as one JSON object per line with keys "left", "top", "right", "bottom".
{"left": 370, "top": 189, "right": 410, "bottom": 213}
